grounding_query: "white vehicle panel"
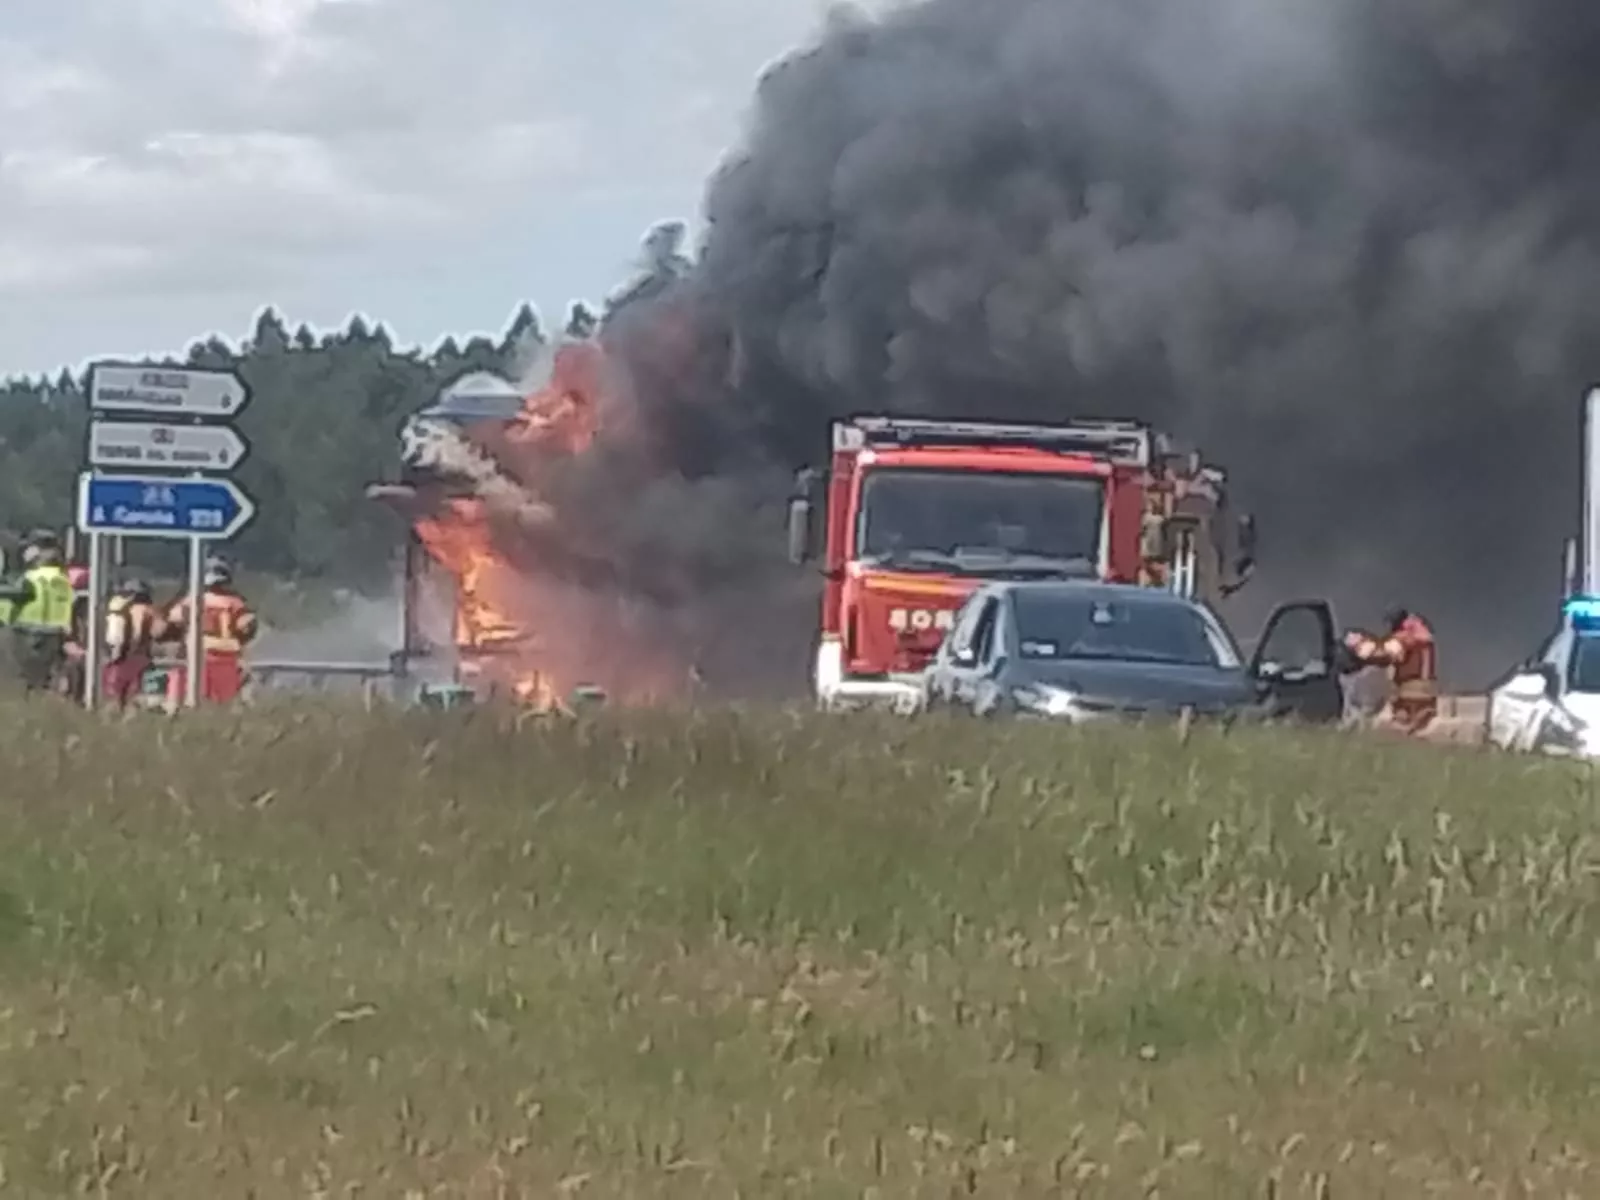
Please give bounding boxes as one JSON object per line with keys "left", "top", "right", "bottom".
{"left": 1487, "top": 672, "right": 1550, "bottom": 752}
{"left": 1485, "top": 607, "right": 1600, "bottom": 758}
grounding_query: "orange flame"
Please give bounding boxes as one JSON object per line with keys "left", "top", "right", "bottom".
{"left": 504, "top": 341, "right": 603, "bottom": 456}
{"left": 408, "top": 338, "right": 687, "bottom": 710}
{"left": 412, "top": 500, "right": 524, "bottom": 652}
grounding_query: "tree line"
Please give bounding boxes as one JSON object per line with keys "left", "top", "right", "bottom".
{"left": 0, "top": 304, "right": 555, "bottom": 588}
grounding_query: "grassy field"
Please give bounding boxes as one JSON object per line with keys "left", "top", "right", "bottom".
{"left": 0, "top": 698, "right": 1598, "bottom": 1196}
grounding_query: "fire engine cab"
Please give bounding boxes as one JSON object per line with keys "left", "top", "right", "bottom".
{"left": 786, "top": 415, "right": 1257, "bottom": 711}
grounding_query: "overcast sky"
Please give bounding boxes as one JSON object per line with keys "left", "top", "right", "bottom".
{"left": 0, "top": 0, "right": 851, "bottom": 378}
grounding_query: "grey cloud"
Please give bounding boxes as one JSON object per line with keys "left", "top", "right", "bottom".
{"left": 0, "top": 0, "right": 827, "bottom": 317}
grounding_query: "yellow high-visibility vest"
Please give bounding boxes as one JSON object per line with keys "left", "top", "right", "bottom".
{"left": 13, "top": 565, "right": 73, "bottom": 631}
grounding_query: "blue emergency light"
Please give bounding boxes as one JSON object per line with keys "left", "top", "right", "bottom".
{"left": 1564, "top": 595, "right": 1600, "bottom": 630}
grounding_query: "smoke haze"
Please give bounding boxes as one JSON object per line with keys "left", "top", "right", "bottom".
{"left": 593, "top": 0, "right": 1600, "bottom": 684}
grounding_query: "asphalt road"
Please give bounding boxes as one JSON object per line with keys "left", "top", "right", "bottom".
{"left": 1421, "top": 695, "right": 1487, "bottom": 744}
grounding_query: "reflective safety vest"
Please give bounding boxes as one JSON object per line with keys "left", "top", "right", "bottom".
{"left": 14, "top": 565, "right": 74, "bottom": 632}
{"left": 105, "top": 596, "right": 158, "bottom": 661}
{"left": 1384, "top": 615, "right": 1438, "bottom": 701}
{"left": 168, "top": 590, "right": 257, "bottom": 655}
{"left": 1351, "top": 616, "right": 1437, "bottom": 702}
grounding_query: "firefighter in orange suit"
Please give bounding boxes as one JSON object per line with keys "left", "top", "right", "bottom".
{"left": 103, "top": 578, "right": 164, "bottom": 709}
{"left": 163, "top": 557, "right": 258, "bottom": 705}
{"left": 1138, "top": 462, "right": 1176, "bottom": 589}
{"left": 1343, "top": 607, "right": 1438, "bottom": 733}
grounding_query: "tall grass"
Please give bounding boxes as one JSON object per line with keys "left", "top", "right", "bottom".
{"left": 0, "top": 696, "right": 1596, "bottom": 1195}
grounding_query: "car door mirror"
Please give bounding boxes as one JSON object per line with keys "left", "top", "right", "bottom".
{"left": 786, "top": 468, "right": 822, "bottom": 566}
{"left": 1229, "top": 514, "right": 1257, "bottom": 586}
{"left": 786, "top": 495, "right": 812, "bottom": 566}
{"left": 1237, "top": 513, "right": 1258, "bottom": 562}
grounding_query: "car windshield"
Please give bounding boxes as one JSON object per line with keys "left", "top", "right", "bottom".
{"left": 855, "top": 468, "right": 1103, "bottom": 569}
{"left": 1011, "top": 591, "right": 1239, "bottom": 668}
{"left": 1570, "top": 635, "right": 1600, "bottom": 692}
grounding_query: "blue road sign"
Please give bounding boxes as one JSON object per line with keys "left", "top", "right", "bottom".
{"left": 76, "top": 471, "right": 256, "bottom": 540}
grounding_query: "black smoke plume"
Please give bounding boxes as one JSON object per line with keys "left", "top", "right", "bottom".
{"left": 597, "top": 0, "right": 1600, "bottom": 684}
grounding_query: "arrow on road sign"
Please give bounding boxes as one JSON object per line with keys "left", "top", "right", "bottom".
{"left": 88, "top": 420, "right": 249, "bottom": 472}
{"left": 76, "top": 472, "right": 256, "bottom": 540}
{"left": 89, "top": 364, "right": 250, "bottom": 418}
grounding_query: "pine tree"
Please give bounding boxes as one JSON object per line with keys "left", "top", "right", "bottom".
{"left": 251, "top": 307, "right": 291, "bottom": 355}
{"left": 504, "top": 302, "right": 541, "bottom": 347}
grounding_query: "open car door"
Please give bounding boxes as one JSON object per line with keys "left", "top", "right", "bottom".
{"left": 1247, "top": 600, "right": 1344, "bottom": 723}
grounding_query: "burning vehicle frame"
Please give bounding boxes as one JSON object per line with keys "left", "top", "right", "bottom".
{"left": 364, "top": 343, "right": 689, "bottom": 713}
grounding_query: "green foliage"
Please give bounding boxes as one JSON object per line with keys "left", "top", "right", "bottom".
{"left": 0, "top": 305, "right": 547, "bottom": 587}
{"left": 0, "top": 698, "right": 1598, "bottom": 1192}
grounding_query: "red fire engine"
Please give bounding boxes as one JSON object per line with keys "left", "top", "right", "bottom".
{"left": 786, "top": 415, "right": 1257, "bottom": 710}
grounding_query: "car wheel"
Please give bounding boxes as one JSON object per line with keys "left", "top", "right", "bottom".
{"left": 974, "top": 687, "right": 1013, "bottom": 719}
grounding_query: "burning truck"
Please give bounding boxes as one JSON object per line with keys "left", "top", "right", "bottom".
{"left": 365, "top": 333, "right": 688, "bottom": 711}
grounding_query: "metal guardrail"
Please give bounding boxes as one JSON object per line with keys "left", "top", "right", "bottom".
{"left": 248, "top": 658, "right": 402, "bottom": 679}
{"left": 244, "top": 655, "right": 409, "bottom": 698}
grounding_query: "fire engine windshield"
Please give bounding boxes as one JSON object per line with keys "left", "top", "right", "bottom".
{"left": 855, "top": 468, "right": 1103, "bottom": 571}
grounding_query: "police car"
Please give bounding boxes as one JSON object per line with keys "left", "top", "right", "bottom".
{"left": 1484, "top": 595, "right": 1600, "bottom": 757}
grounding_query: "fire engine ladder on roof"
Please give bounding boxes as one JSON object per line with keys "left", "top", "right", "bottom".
{"left": 1145, "top": 508, "right": 1202, "bottom": 601}
{"left": 839, "top": 415, "right": 1152, "bottom": 466}
{"left": 1167, "top": 523, "right": 1199, "bottom": 599}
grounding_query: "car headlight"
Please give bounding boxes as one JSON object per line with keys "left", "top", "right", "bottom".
{"left": 1012, "top": 683, "right": 1083, "bottom": 718}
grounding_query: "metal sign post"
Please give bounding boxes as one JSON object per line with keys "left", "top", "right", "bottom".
{"left": 82, "top": 532, "right": 109, "bottom": 709}
{"left": 185, "top": 536, "right": 203, "bottom": 708}
{"left": 78, "top": 364, "right": 254, "bottom": 710}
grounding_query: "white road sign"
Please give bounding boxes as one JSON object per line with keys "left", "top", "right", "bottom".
{"left": 89, "top": 364, "right": 250, "bottom": 417}
{"left": 88, "top": 420, "right": 249, "bottom": 472}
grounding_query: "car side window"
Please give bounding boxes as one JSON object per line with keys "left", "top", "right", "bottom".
{"left": 1257, "top": 605, "right": 1328, "bottom": 672}
{"left": 971, "top": 599, "right": 1000, "bottom": 665}
{"left": 945, "top": 594, "right": 985, "bottom": 662}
